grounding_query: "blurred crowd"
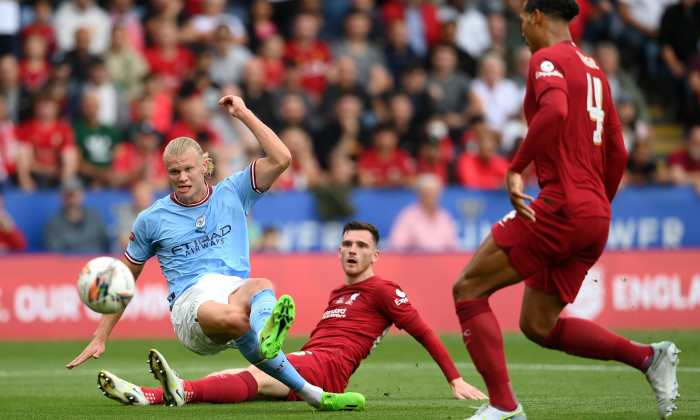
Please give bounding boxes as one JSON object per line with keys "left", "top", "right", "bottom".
{"left": 1, "top": 0, "right": 700, "bottom": 254}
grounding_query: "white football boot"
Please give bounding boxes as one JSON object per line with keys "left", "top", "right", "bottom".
{"left": 465, "top": 403, "right": 526, "bottom": 420}
{"left": 645, "top": 341, "right": 681, "bottom": 419}
{"left": 97, "top": 370, "right": 149, "bottom": 406}
{"left": 148, "top": 348, "right": 185, "bottom": 406}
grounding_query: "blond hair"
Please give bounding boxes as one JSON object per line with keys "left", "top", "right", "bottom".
{"left": 162, "top": 137, "right": 214, "bottom": 178}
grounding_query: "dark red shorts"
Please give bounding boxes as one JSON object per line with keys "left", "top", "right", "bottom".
{"left": 285, "top": 349, "right": 350, "bottom": 401}
{"left": 491, "top": 199, "right": 609, "bottom": 303}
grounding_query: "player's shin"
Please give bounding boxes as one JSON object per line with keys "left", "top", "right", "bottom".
{"left": 456, "top": 298, "right": 518, "bottom": 412}
{"left": 234, "top": 329, "right": 323, "bottom": 407}
{"left": 249, "top": 288, "right": 276, "bottom": 334}
{"left": 187, "top": 371, "right": 258, "bottom": 403}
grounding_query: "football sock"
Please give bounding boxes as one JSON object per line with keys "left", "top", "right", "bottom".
{"left": 234, "top": 329, "right": 323, "bottom": 406}
{"left": 140, "top": 386, "right": 163, "bottom": 405}
{"left": 543, "top": 317, "right": 654, "bottom": 371}
{"left": 187, "top": 371, "right": 258, "bottom": 403}
{"left": 249, "top": 288, "right": 277, "bottom": 335}
{"left": 456, "top": 298, "right": 518, "bottom": 412}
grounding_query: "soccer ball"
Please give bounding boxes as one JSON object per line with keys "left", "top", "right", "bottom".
{"left": 77, "top": 256, "right": 135, "bottom": 314}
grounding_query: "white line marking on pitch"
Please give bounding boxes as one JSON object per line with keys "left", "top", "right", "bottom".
{"left": 1, "top": 363, "right": 699, "bottom": 378}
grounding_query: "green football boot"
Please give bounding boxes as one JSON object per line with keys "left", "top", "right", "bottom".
{"left": 259, "top": 294, "right": 295, "bottom": 359}
{"left": 318, "top": 391, "right": 366, "bottom": 411}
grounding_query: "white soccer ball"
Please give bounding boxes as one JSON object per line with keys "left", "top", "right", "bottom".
{"left": 77, "top": 256, "right": 135, "bottom": 314}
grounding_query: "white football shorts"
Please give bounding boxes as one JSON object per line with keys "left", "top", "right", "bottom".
{"left": 170, "top": 273, "right": 247, "bottom": 356}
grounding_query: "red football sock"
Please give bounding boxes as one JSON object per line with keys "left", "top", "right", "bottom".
{"left": 543, "top": 317, "right": 654, "bottom": 371}
{"left": 456, "top": 298, "right": 518, "bottom": 412}
{"left": 187, "top": 371, "right": 259, "bottom": 404}
{"left": 140, "top": 386, "right": 163, "bottom": 405}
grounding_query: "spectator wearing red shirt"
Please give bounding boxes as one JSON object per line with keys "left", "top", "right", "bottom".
{"left": 166, "top": 96, "right": 222, "bottom": 150}
{"left": 284, "top": 12, "right": 331, "bottom": 102}
{"left": 132, "top": 74, "right": 174, "bottom": 135}
{"left": 18, "top": 34, "right": 50, "bottom": 92}
{"left": 357, "top": 124, "right": 416, "bottom": 188}
{"left": 259, "top": 34, "right": 285, "bottom": 90}
{"left": 455, "top": 124, "right": 508, "bottom": 190}
{"left": 381, "top": 0, "right": 442, "bottom": 59}
{"left": 0, "top": 185, "right": 26, "bottom": 253}
{"left": 668, "top": 125, "right": 700, "bottom": 194}
{"left": 111, "top": 122, "right": 167, "bottom": 190}
{"left": 16, "top": 91, "right": 78, "bottom": 191}
{"left": 0, "top": 95, "right": 19, "bottom": 184}
{"left": 416, "top": 120, "right": 454, "bottom": 185}
{"left": 144, "top": 20, "right": 195, "bottom": 94}
{"left": 21, "top": 0, "right": 57, "bottom": 57}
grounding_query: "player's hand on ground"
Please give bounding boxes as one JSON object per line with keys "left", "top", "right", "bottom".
{"left": 449, "top": 377, "right": 488, "bottom": 400}
{"left": 66, "top": 338, "right": 106, "bottom": 369}
{"left": 506, "top": 170, "right": 536, "bottom": 222}
{"left": 218, "top": 95, "right": 248, "bottom": 120}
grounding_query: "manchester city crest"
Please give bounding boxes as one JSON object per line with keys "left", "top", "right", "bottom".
{"left": 196, "top": 214, "right": 206, "bottom": 228}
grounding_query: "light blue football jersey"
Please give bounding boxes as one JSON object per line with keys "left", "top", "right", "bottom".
{"left": 125, "top": 162, "right": 265, "bottom": 308}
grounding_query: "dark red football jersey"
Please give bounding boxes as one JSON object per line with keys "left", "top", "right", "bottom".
{"left": 520, "top": 41, "right": 622, "bottom": 218}
{"left": 302, "top": 276, "right": 458, "bottom": 380}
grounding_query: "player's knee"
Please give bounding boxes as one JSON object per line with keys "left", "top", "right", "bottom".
{"left": 519, "top": 316, "right": 550, "bottom": 346}
{"left": 452, "top": 270, "right": 479, "bottom": 301}
{"left": 248, "top": 277, "right": 274, "bottom": 294}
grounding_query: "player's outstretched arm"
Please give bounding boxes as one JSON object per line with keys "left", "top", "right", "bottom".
{"left": 399, "top": 306, "right": 487, "bottom": 399}
{"left": 66, "top": 310, "right": 125, "bottom": 369}
{"left": 218, "top": 95, "right": 291, "bottom": 191}
{"left": 66, "top": 259, "right": 145, "bottom": 369}
{"left": 449, "top": 377, "right": 488, "bottom": 400}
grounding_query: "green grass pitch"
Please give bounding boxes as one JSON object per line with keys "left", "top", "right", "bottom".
{"left": 0, "top": 331, "right": 697, "bottom": 419}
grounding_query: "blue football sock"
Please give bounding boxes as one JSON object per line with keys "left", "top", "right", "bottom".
{"left": 234, "top": 329, "right": 305, "bottom": 392}
{"left": 249, "top": 288, "right": 276, "bottom": 334}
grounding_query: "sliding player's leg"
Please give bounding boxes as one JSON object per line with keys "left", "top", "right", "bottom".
{"left": 197, "top": 278, "right": 364, "bottom": 410}
{"left": 148, "top": 348, "right": 258, "bottom": 405}
{"left": 99, "top": 351, "right": 261, "bottom": 406}
{"left": 100, "top": 348, "right": 363, "bottom": 412}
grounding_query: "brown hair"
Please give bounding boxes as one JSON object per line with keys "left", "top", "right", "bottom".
{"left": 342, "top": 221, "right": 380, "bottom": 246}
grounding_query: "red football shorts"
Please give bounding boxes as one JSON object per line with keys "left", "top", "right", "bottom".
{"left": 285, "top": 349, "right": 350, "bottom": 401}
{"left": 491, "top": 199, "right": 610, "bottom": 303}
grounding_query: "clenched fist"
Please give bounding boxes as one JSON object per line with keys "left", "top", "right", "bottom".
{"left": 218, "top": 95, "right": 249, "bottom": 120}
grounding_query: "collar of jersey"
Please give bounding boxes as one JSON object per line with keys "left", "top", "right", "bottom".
{"left": 170, "top": 183, "right": 212, "bottom": 207}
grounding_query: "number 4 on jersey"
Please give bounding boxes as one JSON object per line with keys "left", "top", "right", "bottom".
{"left": 586, "top": 73, "right": 605, "bottom": 145}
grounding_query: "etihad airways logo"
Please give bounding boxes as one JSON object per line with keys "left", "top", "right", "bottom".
{"left": 171, "top": 225, "right": 231, "bottom": 256}
{"left": 535, "top": 60, "right": 563, "bottom": 79}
